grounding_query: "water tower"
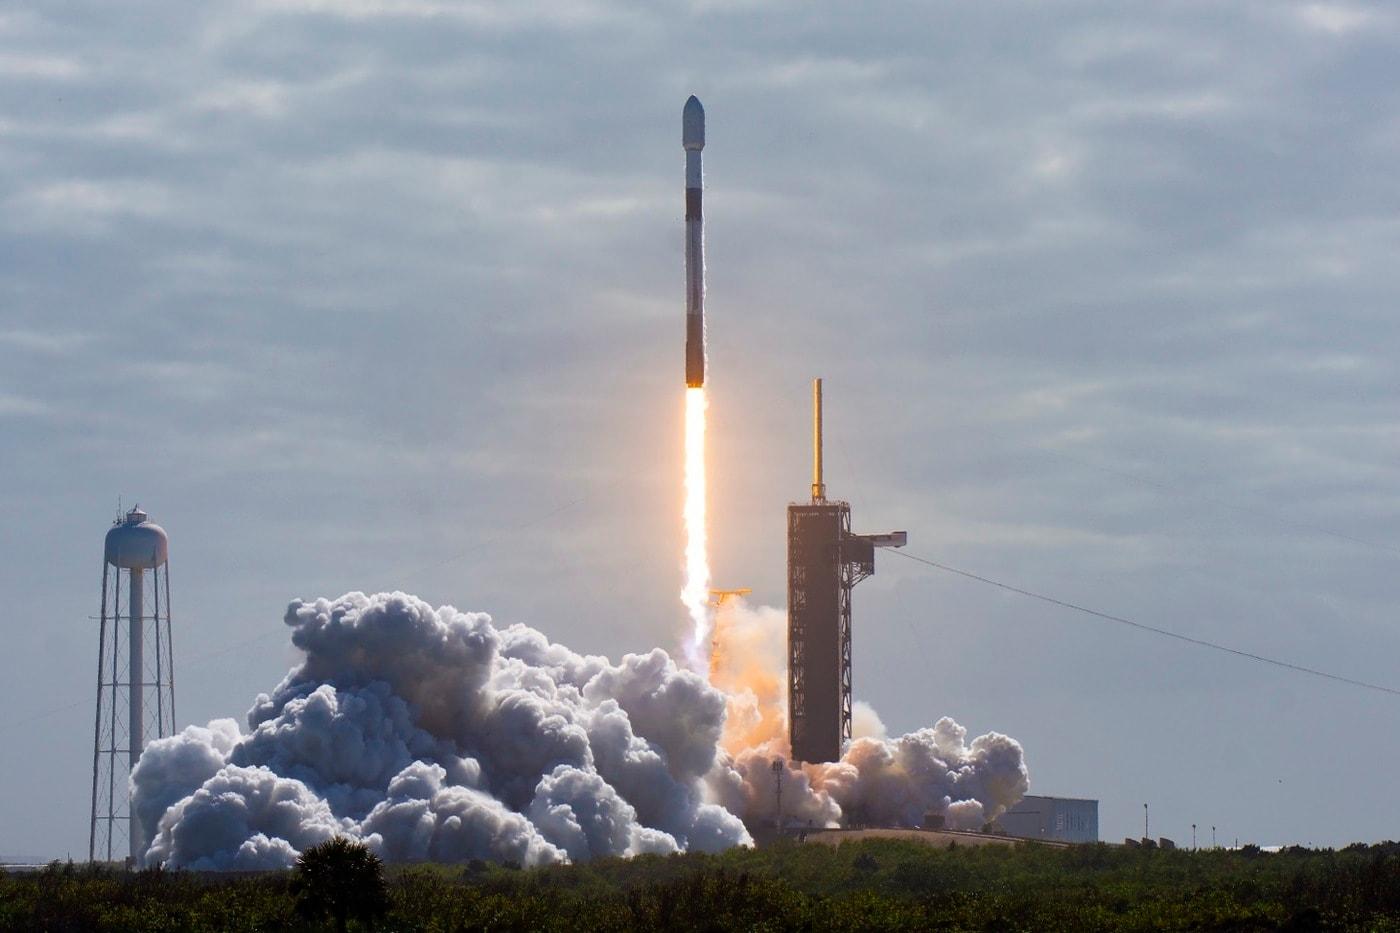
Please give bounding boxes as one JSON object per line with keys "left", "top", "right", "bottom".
{"left": 89, "top": 506, "right": 175, "bottom": 864}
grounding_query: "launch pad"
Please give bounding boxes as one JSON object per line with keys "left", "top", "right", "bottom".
{"left": 787, "top": 380, "right": 905, "bottom": 764}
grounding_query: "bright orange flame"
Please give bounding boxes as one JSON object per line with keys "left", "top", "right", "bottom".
{"left": 709, "top": 597, "right": 789, "bottom": 755}
{"left": 681, "top": 387, "right": 711, "bottom": 670}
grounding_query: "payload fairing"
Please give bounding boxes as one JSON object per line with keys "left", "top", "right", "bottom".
{"left": 684, "top": 95, "right": 706, "bottom": 387}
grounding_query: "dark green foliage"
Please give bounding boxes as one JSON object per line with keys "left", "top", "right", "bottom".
{"left": 5, "top": 840, "right": 1400, "bottom": 932}
{"left": 290, "top": 838, "right": 389, "bottom": 933}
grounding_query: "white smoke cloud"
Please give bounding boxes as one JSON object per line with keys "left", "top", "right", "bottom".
{"left": 706, "top": 599, "right": 1029, "bottom": 833}
{"left": 131, "top": 590, "right": 1028, "bottom": 868}
{"left": 145, "top": 765, "right": 348, "bottom": 870}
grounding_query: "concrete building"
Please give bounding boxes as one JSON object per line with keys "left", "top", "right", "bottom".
{"left": 999, "top": 795, "right": 1099, "bottom": 843}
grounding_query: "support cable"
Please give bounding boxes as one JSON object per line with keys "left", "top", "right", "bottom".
{"left": 888, "top": 548, "right": 1400, "bottom": 697}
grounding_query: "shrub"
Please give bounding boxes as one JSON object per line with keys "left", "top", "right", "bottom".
{"left": 291, "top": 838, "right": 389, "bottom": 933}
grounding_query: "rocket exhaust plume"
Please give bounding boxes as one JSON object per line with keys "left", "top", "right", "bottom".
{"left": 130, "top": 591, "right": 1027, "bottom": 868}
{"left": 680, "top": 96, "right": 711, "bottom": 670}
{"left": 682, "top": 388, "right": 710, "bottom": 670}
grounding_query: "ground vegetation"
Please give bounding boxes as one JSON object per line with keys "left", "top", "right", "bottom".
{"left": 4, "top": 838, "right": 1399, "bottom": 931}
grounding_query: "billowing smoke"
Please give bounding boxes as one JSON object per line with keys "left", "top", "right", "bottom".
{"left": 132, "top": 591, "right": 1027, "bottom": 869}
{"left": 706, "top": 599, "right": 1029, "bottom": 833}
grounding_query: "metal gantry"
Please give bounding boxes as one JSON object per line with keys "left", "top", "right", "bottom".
{"left": 787, "top": 380, "right": 905, "bottom": 764}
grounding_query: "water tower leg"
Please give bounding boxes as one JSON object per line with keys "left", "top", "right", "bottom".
{"left": 128, "top": 567, "right": 143, "bottom": 863}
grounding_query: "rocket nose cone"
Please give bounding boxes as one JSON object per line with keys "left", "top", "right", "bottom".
{"left": 683, "top": 95, "right": 705, "bottom": 150}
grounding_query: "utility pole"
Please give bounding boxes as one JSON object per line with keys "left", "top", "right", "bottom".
{"left": 1192, "top": 824, "right": 1197, "bottom": 850}
{"left": 1212, "top": 826, "right": 1217, "bottom": 848}
{"left": 1144, "top": 803, "right": 1149, "bottom": 842}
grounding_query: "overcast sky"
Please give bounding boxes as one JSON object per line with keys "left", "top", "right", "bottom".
{"left": 5, "top": 0, "right": 1400, "bottom": 856}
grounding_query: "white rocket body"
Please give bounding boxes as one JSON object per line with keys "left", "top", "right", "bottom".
{"left": 683, "top": 96, "right": 705, "bottom": 387}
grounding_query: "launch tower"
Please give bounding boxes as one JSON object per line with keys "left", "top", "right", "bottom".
{"left": 89, "top": 506, "right": 175, "bottom": 864}
{"left": 787, "top": 381, "right": 905, "bottom": 763}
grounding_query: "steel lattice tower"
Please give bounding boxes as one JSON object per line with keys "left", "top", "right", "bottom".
{"left": 787, "top": 381, "right": 905, "bottom": 764}
{"left": 89, "top": 506, "right": 175, "bottom": 864}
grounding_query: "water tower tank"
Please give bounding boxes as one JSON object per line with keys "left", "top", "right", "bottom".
{"left": 104, "top": 508, "right": 168, "bottom": 570}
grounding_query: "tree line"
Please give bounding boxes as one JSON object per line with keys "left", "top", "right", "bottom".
{"left": 4, "top": 836, "right": 1400, "bottom": 931}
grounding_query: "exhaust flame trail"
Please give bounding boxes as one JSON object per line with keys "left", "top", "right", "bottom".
{"left": 681, "top": 387, "right": 711, "bottom": 670}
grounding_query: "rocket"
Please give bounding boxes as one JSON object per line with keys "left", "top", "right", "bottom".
{"left": 683, "top": 95, "right": 705, "bottom": 387}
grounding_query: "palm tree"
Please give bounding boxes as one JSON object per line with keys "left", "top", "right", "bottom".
{"left": 291, "top": 837, "right": 389, "bottom": 933}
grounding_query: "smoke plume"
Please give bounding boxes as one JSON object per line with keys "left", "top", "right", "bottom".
{"left": 132, "top": 591, "right": 1027, "bottom": 868}
{"left": 706, "top": 599, "right": 1029, "bottom": 833}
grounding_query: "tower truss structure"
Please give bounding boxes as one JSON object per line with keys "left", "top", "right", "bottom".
{"left": 90, "top": 506, "right": 174, "bottom": 864}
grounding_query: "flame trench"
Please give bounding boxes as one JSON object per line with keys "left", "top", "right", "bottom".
{"left": 681, "top": 387, "right": 711, "bottom": 670}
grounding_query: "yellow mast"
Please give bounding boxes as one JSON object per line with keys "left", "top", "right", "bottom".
{"left": 811, "top": 377, "right": 826, "bottom": 502}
